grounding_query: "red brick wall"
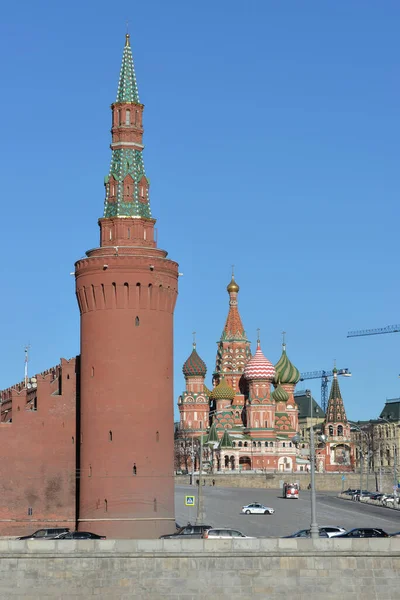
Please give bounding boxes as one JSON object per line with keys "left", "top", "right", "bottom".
{"left": 0, "top": 359, "right": 77, "bottom": 536}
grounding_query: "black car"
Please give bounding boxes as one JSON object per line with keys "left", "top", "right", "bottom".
{"left": 160, "top": 524, "right": 213, "bottom": 539}
{"left": 52, "top": 531, "right": 106, "bottom": 540}
{"left": 335, "top": 528, "right": 388, "bottom": 538}
{"left": 17, "top": 527, "right": 70, "bottom": 540}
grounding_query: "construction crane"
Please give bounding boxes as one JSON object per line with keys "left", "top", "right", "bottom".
{"left": 299, "top": 368, "right": 351, "bottom": 413}
{"left": 347, "top": 324, "right": 400, "bottom": 338}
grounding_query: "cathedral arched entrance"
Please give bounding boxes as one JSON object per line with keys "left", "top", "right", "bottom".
{"left": 239, "top": 456, "right": 251, "bottom": 470}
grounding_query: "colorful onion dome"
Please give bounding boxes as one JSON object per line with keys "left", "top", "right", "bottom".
{"left": 243, "top": 340, "right": 275, "bottom": 380}
{"left": 203, "top": 384, "right": 212, "bottom": 397}
{"left": 182, "top": 345, "right": 207, "bottom": 377}
{"left": 209, "top": 377, "right": 235, "bottom": 401}
{"left": 274, "top": 344, "right": 300, "bottom": 385}
{"left": 272, "top": 384, "right": 289, "bottom": 403}
{"left": 227, "top": 275, "right": 239, "bottom": 294}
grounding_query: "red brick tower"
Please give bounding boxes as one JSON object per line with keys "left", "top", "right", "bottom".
{"left": 75, "top": 34, "right": 178, "bottom": 539}
{"left": 322, "top": 368, "right": 354, "bottom": 472}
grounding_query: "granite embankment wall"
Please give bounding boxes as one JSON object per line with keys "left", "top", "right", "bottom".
{"left": 176, "top": 472, "right": 397, "bottom": 492}
{"left": 1, "top": 538, "right": 399, "bottom": 599}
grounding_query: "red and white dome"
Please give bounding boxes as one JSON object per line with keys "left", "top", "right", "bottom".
{"left": 244, "top": 342, "right": 275, "bottom": 381}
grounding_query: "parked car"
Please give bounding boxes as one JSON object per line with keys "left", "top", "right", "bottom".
{"left": 204, "top": 528, "right": 254, "bottom": 539}
{"left": 334, "top": 528, "right": 388, "bottom": 538}
{"left": 241, "top": 503, "right": 275, "bottom": 515}
{"left": 282, "top": 529, "right": 329, "bottom": 538}
{"left": 52, "top": 531, "right": 106, "bottom": 540}
{"left": 382, "top": 495, "right": 399, "bottom": 507}
{"left": 319, "top": 526, "right": 346, "bottom": 538}
{"left": 160, "top": 524, "right": 212, "bottom": 539}
{"left": 389, "top": 531, "right": 400, "bottom": 537}
{"left": 17, "top": 528, "right": 70, "bottom": 540}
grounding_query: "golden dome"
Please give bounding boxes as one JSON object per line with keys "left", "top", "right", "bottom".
{"left": 227, "top": 276, "right": 239, "bottom": 293}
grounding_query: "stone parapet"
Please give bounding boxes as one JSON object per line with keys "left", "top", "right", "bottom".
{"left": 0, "top": 539, "right": 399, "bottom": 598}
{"left": 176, "top": 472, "right": 398, "bottom": 493}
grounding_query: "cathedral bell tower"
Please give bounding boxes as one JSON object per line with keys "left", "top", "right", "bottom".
{"left": 75, "top": 34, "right": 178, "bottom": 539}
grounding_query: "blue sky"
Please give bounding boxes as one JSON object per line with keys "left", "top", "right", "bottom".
{"left": 0, "top": 1, "right": 399, "bottom": 421}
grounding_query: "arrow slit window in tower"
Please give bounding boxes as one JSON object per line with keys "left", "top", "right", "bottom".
{"left": 126, "top": 109, "right": 131, "bottom": 125}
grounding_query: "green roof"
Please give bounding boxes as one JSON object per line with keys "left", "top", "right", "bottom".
{"left": 380, "top": 399, "right": 400, "bottom": 421}
{"left": 116, "top": 34, "right": 140, "bottom": 103}
{"left": 207, "top": 422, "right": 219, "bottom": 444}
{"left": 219, "top": 429, "right": 233, "bottom": 448}
{"left": 294, "top": 392, "right": 325, "bottom": 419}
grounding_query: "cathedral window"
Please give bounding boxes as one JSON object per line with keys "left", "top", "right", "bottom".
{"left": 265, "top": 442, "right": 268, "bottom": 447}
{"left": 28, "top": 507, "right": 33, "bottom": 516}
{"left": 126, "top": 109, "right": 131, "bottom": 125}
{"left": 135, "top": 316, "right": 140, "bottom": 326}
{"left": 109, "top": 430, "right": 113, "bottom": 442}
{"left": 89, "top": 465, "right": 92, "bottom": 477}
{"left": 329, "top": 426, "right": 334, "bottom": 436}
{"left": 282, "top": 443, "right": 286, "bottom": 448}
{"left": 156, "top": 431, "right": 159, "bottom": 442}
{"left": 244, "top": 442, "right": 247, "bottom": 447}
{"left": 238, "top": 442, "right": 242, "bottom": 447}
{"left": 104, "top": 499, "right": 108, "bottom": 512}
{"left": 338, "top": 425, "right": 343, "bottom": 436}
{"left": 154, "top": 498, "right": 157, "bottom": 512}
{"left": 133, "top": 464, "right": 137, "bottom": 475}
{"left": 270, "top": 442, "right": 273, "bottom": 447}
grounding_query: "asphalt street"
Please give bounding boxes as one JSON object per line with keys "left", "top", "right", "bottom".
{"left": 175, "top": 484, "right": 400, "bottom": 538}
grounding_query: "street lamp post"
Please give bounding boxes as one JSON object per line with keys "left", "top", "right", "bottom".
{"left": 196, "top": 422, "right": 206, "bottom": 524}
{"left": 306, "top": 390, "right": 319, "bottom": 539}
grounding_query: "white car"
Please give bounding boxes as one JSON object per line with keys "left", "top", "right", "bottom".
{"left": 204, "top": 528, "right": 254, "bottom": 539}
{"left": 319, "top": 526, "right": 346, "bottom": 538}
{"left": 241, "top": 502, "right": 275, "bottom": 515}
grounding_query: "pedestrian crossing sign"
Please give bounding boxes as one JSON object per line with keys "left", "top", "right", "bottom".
{"left": 185, "top": 495, "right": 195, "bottom": 506}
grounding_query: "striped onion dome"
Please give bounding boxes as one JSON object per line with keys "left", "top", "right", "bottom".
{"left": 182, "top": 345, "right": 207, "bottom": 377}
{"left": 209, "top": 378, "right": 235, "bottom": 401}
{"left": 274, "top": 344, "right": 300, "bottom": 385}
{"left": 243, "top": 341, "right": 275, "bottom": 381}
{"left": 272, "top": 383, "right": 290, "bottom": 403}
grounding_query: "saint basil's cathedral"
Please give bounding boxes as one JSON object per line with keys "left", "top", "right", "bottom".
{"left": 177, "top": 276, "right": 354, "bottom": 474}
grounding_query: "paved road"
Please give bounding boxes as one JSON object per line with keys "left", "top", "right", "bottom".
{"left": 175, "top": 485, "right": 400, "bottom": 537}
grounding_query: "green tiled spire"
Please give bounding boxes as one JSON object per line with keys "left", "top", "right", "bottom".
{"left": 117, "top": 34, "right": 140, "bottom": 103}
{"left": 326, "top": 369, "right": 348, "bottom": 423}
{"left": 219, "top": 429, "right": 233, "bottom": 448}
{"left": 207, "top": 422, "right": 219, "bottom": 445}
{"left": 103, "top": 35, "right": 152, "bottom": 220}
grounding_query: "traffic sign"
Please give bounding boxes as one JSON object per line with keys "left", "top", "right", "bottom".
{"left": 341, "top": 475, "right": 346, "bottom": 481}
{"left": 185, "top": 495, "right": 195, "bottom": 506}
